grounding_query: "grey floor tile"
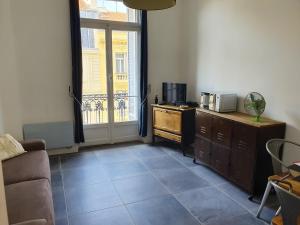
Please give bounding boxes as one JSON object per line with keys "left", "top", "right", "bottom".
{"left": 205, "top": 213, "right": 267, "bottom": 225}
{"left": 153, "top": 167, "right": 210, "bottom": 193}
{"left": 161, "top": 145, "right": 196, "bottom": 167}
{"left": 49, "top": 156, "right": 60, "bottom": 171}
{"left": 54, "top": 143, "right": 272, "bottom": 225}
{"left": 96, "top": 148, "right": 136, "bottom": 163}
{"left": 62, "top": 166, "right": 109, "bottom": 188}
{"left": 55, "top": 217, "right": 68, "bottom": 225}
{"left": 69, "top": 206, "right": 134, "bottom": 225}
{"left": 169, "top": 150, "right": 197, "bottom": 168}
{"left": 176, "top": 187, "right": 248, "bottom": 224}
{"left": 132, "top": 144, "right": 167, "bottom": 159}
{"left": 127, "top": 195, "right": 200, "bottom": 225}
{"left": 250, "top": 207, "right": 276, "bottom": 223}
{"left": 61, "top": 152, "right": 99, "bottom": 170}
{"left": 217, "top": 182, "right": 279, "bottom": 222}
{"left": 160, "top": 143, "right": 181, "bottom": 155}
{"left": 51, "top": 170, "right": 63, "bottom": 188}
{"left": 141, "top": 155, "right": 184, "bottom": 171}
{"left": 102, "top": 160, "right": 148, "bottom": 180}
{"left": 52, "top": 186, "right": 67, "bottom": 220}
{"left": 216, "top": 182, "right": 259, "bottom": 210}
{"left": 189, "top": 165, "right": 228, "bottom": 185}
{"left": 65, "top": 181, "right": 122, "bottom": 215}
{"left": 113, "top": 173, "right": 169, "bottom": 204}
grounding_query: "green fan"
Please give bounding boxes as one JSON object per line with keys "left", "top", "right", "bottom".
{"left": 244, "top": 92, "right": 266, "bottom": 122}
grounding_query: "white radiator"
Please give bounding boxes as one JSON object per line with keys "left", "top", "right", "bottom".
{"left": 23, "top": 121, "right": 74, "bottom": 150}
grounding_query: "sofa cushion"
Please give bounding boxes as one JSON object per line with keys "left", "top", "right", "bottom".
{"left": 19, "top": 140, "right": 46, "bottom": 152}
{"left": 2, "top": 151, "right": 51, "bottom": 185}
{"left": 0, "top": 134, "right": 26, "bottom": 161}
{"left": 5, "top": 179, "right": 54, "bottom": 225}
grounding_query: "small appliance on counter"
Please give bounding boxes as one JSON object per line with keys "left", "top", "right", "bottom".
{"left": 200, "top": 92, "right": 237, "bottom": 113}
{"left": 209, "top": 93, "right": 216, "bottom": 111}
{"left": 214, "top": 93, "right": 237, "bottom": 112}
{"left": 200, "top": 92, "right": 210, "bottom": 109}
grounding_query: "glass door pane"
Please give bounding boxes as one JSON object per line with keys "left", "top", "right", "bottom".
{"left": 81, "top": 28, "right": 108, "bottom": 125}
{"left": 112, "top": 31, "right": 139, "bottom": 123}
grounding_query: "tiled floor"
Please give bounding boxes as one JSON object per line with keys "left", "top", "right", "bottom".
{"left": 50, "top": 142, "right": 277, "bottom": 225}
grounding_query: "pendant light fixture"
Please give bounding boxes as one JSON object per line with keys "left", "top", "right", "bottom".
{"left": 123, "top": 0, "right": 176, "bottom": 10}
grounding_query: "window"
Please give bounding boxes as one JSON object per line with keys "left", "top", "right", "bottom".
{"left": 80, "top": 0, "right": 140, "bottom": 125}
{"left": 80, "top": 10, "right": 97, "bottom": 19}
{"left": 115, "top": 53, "right": 127, "bottom": 74}
{"left": 81, "top": 28, "right": 95, "bottom": 49}
{"left": 80, "top": 0, "right": 138, "bottom": 22}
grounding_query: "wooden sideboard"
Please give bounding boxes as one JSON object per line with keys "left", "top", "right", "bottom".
{"left": 194, "top": 108, "right": 286, "bottom": 194}
{"left": 152, "top": 104, "right": 195, "bottom": 155}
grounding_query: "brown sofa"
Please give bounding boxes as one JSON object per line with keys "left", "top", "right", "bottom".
{"left": 2, "top": 140, "right": 54, "bottom": 225}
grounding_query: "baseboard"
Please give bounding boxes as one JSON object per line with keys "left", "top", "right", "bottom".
{"left": 47, "top": 136, "right": 145, "bottom": 155}
{"left": 80, "top": 135, "right": 141, "bottom": 148}
{"left": 47, "top": 145, "right": 79, "bottom": 156}
{"left": 142, "top": 136, "right": 152, "bottom": 144}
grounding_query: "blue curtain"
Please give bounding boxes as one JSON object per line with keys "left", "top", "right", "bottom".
{"left": 139, "top": 11, "right": 148, "bottom": 137}
{"left": 69, "top": 0, "right": 85, "bottom": 143}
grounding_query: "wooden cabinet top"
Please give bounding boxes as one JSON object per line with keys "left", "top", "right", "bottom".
{"left": 152, "top": 104, "right": 195, "bottom": 112}
{"left": 197, "top": 108, "right": 285, "bottom": 128}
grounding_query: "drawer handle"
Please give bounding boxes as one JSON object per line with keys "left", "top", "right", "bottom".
{"left": 200, "top": 126, "right": 207, "bottom": 134}
{"left": 238, "top": 140, "right": 248, "bottom": 150}
{"left": 217, "top": 132, "right": 224, "bottom": 137}
{"left": 160, "top": 110, "right": 168, "bottom": 113}
{"left": 217, "top": 132, "right": 224, "bottom": 141}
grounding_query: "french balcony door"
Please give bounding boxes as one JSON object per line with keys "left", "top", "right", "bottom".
{"left": 80, "top": 19, "right": 140, "bottom": 145}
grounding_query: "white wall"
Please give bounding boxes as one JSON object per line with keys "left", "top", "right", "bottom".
{"left": 0, "top": 0, "right": 23, "bottom": 138}
{"left": 0, "top": 0, "right": 4, "bottom": 134}
{"left": 0, "top": 0, "right": 73, "bottom": 139}
{"left": 181, "top": 0, "right": 300, "bottom": 159}
{"left": 0, "top": 99, "right": 4, "bottom": 134}
{"left": 148, "top": 1, "right": 184, "bottom": 100}
{"left": 143, "top": 2, "right": 184, "bottom": 141}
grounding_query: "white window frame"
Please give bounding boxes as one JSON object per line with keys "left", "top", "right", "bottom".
{"left": 80, "top": 15, "right": 141, "bottom": 128}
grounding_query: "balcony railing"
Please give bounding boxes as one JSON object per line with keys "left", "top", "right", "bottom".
{"left": 82, "top": 93, "right": 137, "bottom": 125}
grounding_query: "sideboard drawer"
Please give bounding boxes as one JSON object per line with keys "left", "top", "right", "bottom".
{"left": 194, "top": 137, "right": 211, "bottom": 164}
{"left": 153, "top": 129, "right": 182, "bottom": 143}
{"left": 153, "top": 108, "right": 182, "bottom": 135}
{"left": 196, "top": 111, "right": 212, "bottom": 139}
{"left": 230, "top": 148, "right": 255, "bottom": 192}
{"left": 211, "top": 144, "right": 231, "bottom": 177}
{"left": 212, "top": 118, "right": 233, "bottom": 147}
{"left": 232, "top": 123, "right": 257, "bottom": 156}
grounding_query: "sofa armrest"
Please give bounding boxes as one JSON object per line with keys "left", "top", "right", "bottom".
{"left": 19, "top": 140, "right": 46, "bottom": 151}
{"left": 11, "top": 219, "right": 47, "bottom": 225}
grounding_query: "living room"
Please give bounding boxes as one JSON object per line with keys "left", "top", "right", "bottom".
{"left": 1, "top": 0, "right": 300, "bottom": 225}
